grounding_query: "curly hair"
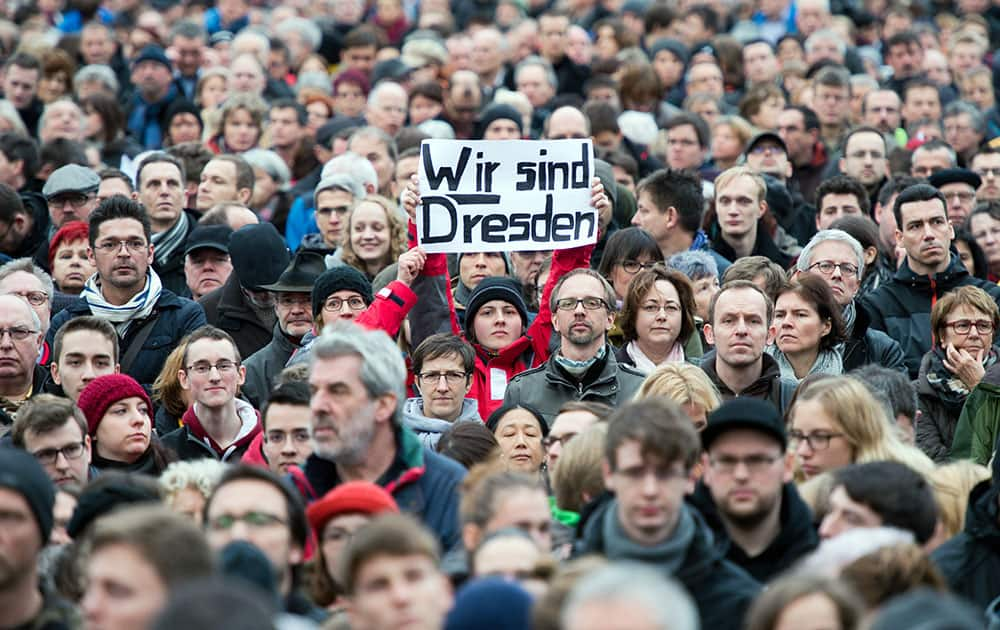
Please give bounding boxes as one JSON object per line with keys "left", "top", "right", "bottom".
{"left": 338, "top": 194, "right": 407, "bottom": 279}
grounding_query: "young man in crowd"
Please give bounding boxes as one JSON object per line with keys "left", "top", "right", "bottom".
{"left": 403, "top": 333, "right": 481, "bottom": 447}
{"left": 11, "top": 393, "right": 93, "bottom": 486}
{"left": 253, "top": 381, "right": 313, "bottom": 474}
{"left": 47, "top": 315, "right": 118, "bottom": 402}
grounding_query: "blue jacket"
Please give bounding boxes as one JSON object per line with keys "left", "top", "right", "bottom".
{"left": 284, "top": 195, "right": 319, "bottom": 250}
{"left": 303, "top": 424, "right": 466, "bottom": 551}
{"left": 48, "top": 289, "right": 207, "bottom": 388}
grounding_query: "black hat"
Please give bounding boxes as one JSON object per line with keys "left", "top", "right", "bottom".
{"left": 131, "top": 45, "right": 173, "bottom": 71}
{"left": 476, "top": 104, "right": 523, "bottom": 139}
{"left": 164, "top": 99, "right": 203, "bottom": 132}
{"left": 745, "top": 131, "right": 787, "bottom": 157}
{"left": 262, "top": 251, "right": 327, "bottom": 293}
{"left": 312, "top": 265, "right": 374, "bottom": 315}
{"left": 0, "top": 447, "right": 54, "bottom": 543}
{"left": 184, "top": 224, "right": 232, "bottom": 257}
{"left": 649, "top": 38, "right": 689, "bottom": 66}
{"left": 464, "top": 276, "right": 529, "bottom": 341}
{"left": 702, "top": 398, "right": 786, "bottom": 451}
{"left": 928, "top": 167, "right": 982, "bottom": 190}
{"left": 371, "top": 58, "right": 412, "bottom": 85}
{"left": 66, "top": 473, "right": 161, "bottom": 539}
{"left": 762, "top": 174, "right": 793, "bottom": 223}
{"left": 228, "top": 223, "right": 291, "bottom": 291}
{"left": 316, "top": 116, "right": 365, "bottom": 149}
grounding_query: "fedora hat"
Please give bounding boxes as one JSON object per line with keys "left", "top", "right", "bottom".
{"left": 261, "top": 251, "right": 327, "bottom": 293}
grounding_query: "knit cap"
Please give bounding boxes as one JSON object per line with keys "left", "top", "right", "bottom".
{"left": 463, "top": 276, "right": 529, "bottom": 340}
{"left": 444, "top": 577, "right": 534, "bottom": 630}
{"left": 312, "top": 266, "right": 374, "bottom": 315}
{"left": 77, "top": 373, "right": 153, "bottom": 436}
{"left": 306, "top": 481, "right": 399, "bottom": 533}
{"left": 475, "top": 103, "right": 523, "bottom": 139}
{"left": 0, "top": 447, "right": 54, "bottom": 542}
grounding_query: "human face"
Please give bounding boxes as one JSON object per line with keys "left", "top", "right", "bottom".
{"left": 961, "top": 75, "right": 994, "bottom": 110}
{"left": 366, "top": 88, "right": 407, "bottom": 137}
{"left": 82, "top": 543, "right": 168, "bottom": 630}
{"left": 348, "top": 554, "right": 452, "bottom": 630}
{"left": 48, "top": 191, "right": 98, "bottom": 228}
{"left": 864, "top": 90, "right": 902, "bottom": 134}
{"left": 887, "top": 42, "right": 922, "bottom": 79}
{"left": 711, "top": 124, "right": 743, "bottom": 163}
{"left": 0, "top": 270, "right": 50, "bottom": 334}
{"left": 0, "top": 296, "right": 42, "bottom": 387}
{"left": 516, "top": 65, "right": 555, "bottom": 109}
{"left": 816, "top": 193, "right": 863, "bottom": 230}
{"left": 206, "top": 479, "right": 301, "bottom": 588}
{"left": 538, "top": 14, "right": 568, "bottom": 59}
{"left": 349, "top": 134, "right": 393, "bottom": 193}
{"left": 3, "top": 65, "right": 38, "bottom": 109}
{"left": 551, "top": 274, "right": 614, "bottom": 349}
{"left": 666, "top": 123, "right": 704, "bottom": 171}
{"left": 910, "top": 148, "right": 952, "bottom": 179}
{"left": 223, "top": 108, "right": 260, "bottom": 152}
{"left": 955, "top": 239, "right": 976, "bottom": 276}
{"left": 902, "top": 86, "right": 941, "bottom": 124}
{"left": 818, "top": 485, "right": 883, "bottom": 540}
{"left": 744, "top": 43, "right": 778, "bottom": 84}
{"left": 635, "top": 279, "right": 683, "bottom": 351}
{"left": 509, "top": 250, "right": 548, "bottom": 287}
{"left": 772, "top": 290, "right": 831, "bottom": 356}
{"left": 972, "top": 154, "right": 1000, "bottom": 202}
{"left": 459, "top": 252, "right": 506, "bottom": 290}
{"left": 230, "top": 56, "right": 265, "bottom": 95}
{"left": 333, "top": 80, "right": 367, "bottom": 118}
{"left": 752, "top": 96, "right": 785, "bottom": 131}
{"left": 969, "top": 212, "right": 1000, "bottom": 270}
{"left": 199, "top": 75, "right": 228, "bottom": 109}
{"left": 939, "top": 304, "right": 995, "bottom": 354}
{"left": 788, "top": 398, "right": 854, "bottom": 478}
{"left": 23, "top": 417, "right": 91, "bottom": 486}
{"left": 813, "top": 84, "right": 849, "bottom": 126}
{"left": 268, "top": 107, "right": 303, "bottom": 150}
{"left": 940, "top": 182, "right": 977, "bottom": 227}
{"left": 493, "top": 408, "right": 545, "bottom": 474}
{"left": 715, "top": 175, "right": 765, "bottom": 239}
{"left": 350, "top": 202, "right": 392, "bottom": 269}
{"left": 473, "top": 534, "right": 540, "bottom": 580}
{"left": 745, "top": 140, "right": 790, "bottom": 179}
{"left": 704, "top": 287, "right": 772, "bottom": 368}
{"left": 184, "top": 249, "right": 233, "bottom": 300}
{"left": 416, "top": 354, "right": 472, "bottom": 422}
{"left": 772, "top": 593, "right": 843, "bottom": 630}
{"left": 631, "top": 191, "right": 672, "bottom": 248}
{"left": 691, "top": 275, "right": 719, "bottom": 321}
{"left": 197, "top": 160, "right": 241, "bottom": 211}
{"left": 484, "top": 118, "right": 521, "bottom": 140}
{"left": 341, "top": 45, "right": 376, "bottom": 77}
{"left": 944, "top": 114, "right": 981, "bottom": 158}
{"left": 408, "top": 95, "right": 441, "bottom": 126}
{"left": 310, "top": 354, "right": 388, "bottom": 463}
{"left": 653, "top": 50, "right": 684, "bottom": 88}
{"left": 172, "top": 34, "right": 203, "bottom": 76}
{"left": 95, "top": 396, "right": 151, "bottom": 463}
{"left": 839, "top": 132, "right": 887, "bottom": 188}
{"left": 315, "top": 188, "right": 352, "bottom": 247}
{"left": 686, "top": 63, "right": 724, "bottom": 98}
{"left": 703, "top": 430, "right": 788, "bottom": 527}
{"left": 896, "top": 199, "right": 953, "bottom": 275}
{"left": 546, "top": 409, "right": 599, "bottom": 469}
{"left": 179, "top": 338, "right": 245, "bottom": 409}
{"left": 274, "top": 291, "right": 313, "bottom": 338}
{"left": 131, "top": 60, "right": 172, "bottom": 101}
{"left": 472, "top": 299, "right": 524, "bottom": 351}
{"left": 320, "top": 289, "right": 367, "bottom": 325}
{"left": 319, "top": 513, "right": 370, "bottom": 581}
{"left": 483, "top": 486, "right": 552, "bottom": 550}
{"left": 50, "top": 328, "right": 116, "bottom": 402}
{"left": 81, "top": 26, "right": 114, "bottom": 64}
{"left": 42, "top": 101, "right": 83, "bottom": 141}
{"left": 776, "top": 109, "right": 814, "bottom": 165}
{"left": 805, "top": 240, "right": 861, "bottom": 306}
{"left": 168, "top": 112, "right": 201, "bottom": 145}
{"left": 603, "top": 439, "right": 689, "bottom": 545}
{"left": 262, "top": 402, "right": 313, "bottom": 474}
{"left": 138, "top": 161, "right": 184, "bottom": 231}
{"left": 51, "top": 489, "right": 76, "bottom": 545}
{"left": 91, "top": 218, "right": 152, "bottom": 293}
{"left": 306, "top": 101, "right": 332, "bottom": 133}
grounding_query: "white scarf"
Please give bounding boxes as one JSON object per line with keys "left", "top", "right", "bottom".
{"left": 82, "top": 268, "right": 163, "bottom": 335}
{"left": 625, "top": 340, "right": 685, "bottom": 375}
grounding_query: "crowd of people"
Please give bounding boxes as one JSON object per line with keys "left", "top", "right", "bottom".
{"left": 2, "top": 0, "right": 1000, "bottom": 628}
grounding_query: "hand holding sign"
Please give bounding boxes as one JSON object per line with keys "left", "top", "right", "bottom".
{"left": 396, "top": 247, "right": 427, "bottom": 286}
{"left": 416, "top": 139, "right": 600, "bottom": 254}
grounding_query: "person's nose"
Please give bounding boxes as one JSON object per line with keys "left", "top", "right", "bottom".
{"left": 434, "top": 376, "right": 451, "bottom": 392}
{"left": 796, "top": 438, "right": 813, "bottom": 456}
{"left": 280, "top": 436, "right": 297, "bottom": 455}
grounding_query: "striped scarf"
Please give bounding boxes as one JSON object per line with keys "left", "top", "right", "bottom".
{"left": 82, "top": 269, "right": 163, "bottom": 335}
{"left": 151, "top": 211, "right": 189, "bottom": 267}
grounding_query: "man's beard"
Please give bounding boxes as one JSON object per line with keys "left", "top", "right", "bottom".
{"left": 721, "top": 491, "right": 780, "bottom": 531}
{"left": 565, "top": 321, "right": 600, "bottom": 346}
{"left": 314, "top": 407, "right": 377, "bottom": 468}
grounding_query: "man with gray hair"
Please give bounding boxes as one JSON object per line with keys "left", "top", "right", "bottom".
{"left": 274, "top": 18, "right": 321, "bottom": 73}
{"left": 0, "top": 258, "right": 55, "bottom": 361}
{"left": 304, "top": 323, "right": 465, "bottom": 550}
{"left": 561, "top": 563, "right": 699, "bottom": 630}
{"left": 0, "top": 294, "right": 46, "bottom": 427}
{"left": 365, "top": 81, "right": 407, "bottom": 138}
{"left": 347, "top": 126, "right": 396, "bottom": 197}
{"left": 796, "top": 229, "right": 906, "bottom": 372}
{"left": 298, "top": 174, "right": 362, "bottom": 255}
{"left": 943, "top": 101, "right": 985, "bottom": 167}
{"left": 73, "top": 65, "right": 119, "bottom": 100}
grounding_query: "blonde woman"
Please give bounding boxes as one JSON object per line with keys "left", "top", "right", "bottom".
{"left": 635, "top": 363, "right": 722, "bottom": 431}
{"left": 787, "top": 376, "right": 935, "bottom": 481}
{"left": 929, "top": 461, "right": 991, "bottom": 539}
{"left": 332, "top": 195, "right": 407, "bottom": 280}
{"left": 711, "top": 116, "right": 754, "bottom": 171}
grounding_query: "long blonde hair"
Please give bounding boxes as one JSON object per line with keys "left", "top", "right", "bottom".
{"left": 339, "top": 195, "right": 407, "bottom": 279}
{"left": 930, "top": 461, "right": 991, "bottom": 538}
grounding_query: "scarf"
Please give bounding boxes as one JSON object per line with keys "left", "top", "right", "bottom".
{"left": 689, "top": 229, "right": 710, "bottom": 252}
{"left": 151, "top": 210, "right": 189, "bottom": 267}
{"left": 625, "top": 340, "right": 685, "bottom": 375}
{"left": 83, "top": 269, "right": 163, "bottom": 335}
{"left": 767, "top": 345, "right": 843, "bottom": 383}
{"left": 602, "top": 498, "right": 696, "bottom": 574}
{"left": 126, "top": 83, "right": 177, "bottom": 150}
{"left": 555, "top": 344, "right": 606, "bottom": 378}
{"left": 841, "top": 301, "right": 857, "bottom": 337}
{"left": 925, "top": 346, "right": 999, "bottom": 407}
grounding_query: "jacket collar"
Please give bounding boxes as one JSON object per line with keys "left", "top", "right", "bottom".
{"left": 893, "top": 253, "right": 969, "bottom": 288}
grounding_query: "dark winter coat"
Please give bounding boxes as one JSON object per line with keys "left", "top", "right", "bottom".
{"left": 198, "top": 274, "right": 274, "bottom": 360}
{"left": 932, "top": 480, "right": 1000, "bottom": 610}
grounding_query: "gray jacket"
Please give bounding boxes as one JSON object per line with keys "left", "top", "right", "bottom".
{"left": 242, "top": 324, "right": 301, "bottom": 409}
{"left": 503, "top": 344, "right": 646, "bottom": 427}
{"left": 401, "top": 398, "right": 482, "bottom": 448}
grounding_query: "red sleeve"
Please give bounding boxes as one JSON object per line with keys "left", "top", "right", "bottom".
{"left": 527, "top": 243, "right": 594, "bottom": 364}
{"left": 407, "top": 220, "right": 463, "bottom": 345}
{"left": 355, "top": 280, "right": 417, "bottom": 338}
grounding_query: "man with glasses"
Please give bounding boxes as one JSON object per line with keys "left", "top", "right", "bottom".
{"left": 403, "top": 334, "right": 481, "bottom": 447}
{"left": 11, "top": 394, "right": 94, "bottom": 485}
{"left": 970, "top": 147, "right": 1000, "bottom": 202}
{"left": 41, "top": 163, "right": 99, "bottom": 237}
{"left": 162, "top": 325, "right": 261, "bottom": 462}
{"left": 910, "top": 139, "right": 957, "bottom": 179}
{"left": 929, "top": 168, "right": 981, "bottom": 228}
{"left": 504, "top": 268, "right": 645, "bottom": 425}
{"left": 691, "top": 398, "right": 818, "bottom": 582}
{"left": 298, "top": 174, "right": 360, "bottom": 256}
{"left": 47, "top": 196, "right": 207, "bottom": 389}
{"left": 0, "top": 294, "right": 46, "bottom": 426}
{"left": 545, "top": 400, "right": 610, "bottom": 470}
{"left": 0, "top": 258, "right": 53, "bottom": 363}
{"left": 838, "top": 126, "right": 889, "bottom": 210}
{"left": 256, "top": 381, "right": 313, "bottom": 474}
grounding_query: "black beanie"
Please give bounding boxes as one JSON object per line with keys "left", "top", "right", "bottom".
{"left": 0, "top": 447, "right": 55, "bottom": 543}
{"left": 475, "top": 104, "right": 524, "bottom": 139}
{"left": 313, "top": 265, "right": 374, "bottom": 315}
{"left": 66, "top": 473, "right": 162, "bottom": 539}
{"left": 464, "top": 276, "right": 529, "bottom": 340}
{"left": 228, "top": 224, "right": 291, "bottom": 291}
{"left": 164, "top": 99, "right": 203, "bottom": 133}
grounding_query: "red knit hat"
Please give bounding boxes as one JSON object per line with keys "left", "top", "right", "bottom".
{"left": 77, "top": 373, "right": 153, "bottom": 436}
{"left": 306, "top": 481, "right": 399, "bottom": 533}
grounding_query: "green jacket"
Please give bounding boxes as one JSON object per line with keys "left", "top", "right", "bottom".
{"left": 950, "top": 365, "right": 1000, "bottom": 464}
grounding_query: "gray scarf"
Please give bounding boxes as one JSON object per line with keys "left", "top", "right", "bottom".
{"left": 767, "top": 345, "right": 843, "bottom": 383}
{"left": 841, "top": 300, "right": 857, "bottom": 337}
{"left": 555, "top": 344, "right": 607, "bottom": 378}
{"left": 601, "top": 498, "right": 696, "bottom": 574}
{"left": 151, "top": 210, "right": 189, "bottom": 266}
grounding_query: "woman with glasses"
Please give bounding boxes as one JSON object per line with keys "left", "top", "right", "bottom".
{"left": 77, "top": 373, "right": 174, "bottom": 476}
{"left": 615, "top": 266, "right": 700, "bottom": 374}
{"left": 767, "top": 275, "right": 846, "bottom": 382}
{"left": 915, "top": 286, "right": 999, "bottom": 462}
{"left": 787, "top": 376, "right": 934, "bottom": 481}
{"left": 596, "top": 227, "right": 662, "bottom": 308}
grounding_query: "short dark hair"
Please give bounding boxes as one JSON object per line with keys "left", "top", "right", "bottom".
{"left": 0, "top": 183, "right": 24, "bottom": 223}
{"left": 206, "top": 465, "right": 308, "bottom": 550}
{"left": 52, "top": 316, "right": 119, "bottom": 364}
{"left": 833, "top": 461, "right": 938, "bottom": 544}
{"left": 98, "top": 168, "right": 135, "bottom": 192}
{"left": 209, "top": 155, "right": 254, "bottom": 194}
{"left": 644, "top": 3, "right": 676, "bottom": 31}
{"left": 604, "top": 398, "right": 701, "bottom": 471}
{"left": 0, "top": 132, "right": 39, "bottom": 176}
{"left": 775, "top": 275, "right": 846, "bottom": 352}
{"left": 270, "top": 98, "right": 307, "bottom": 126}
{"left": 261, "top": 380, "right": 311, "bottom": 432}
{"left": 595, "top": 226, "right": 662, "bottom": 284}
{"left": 136, "top": 151, "right": 187, "bottom": 188}
{"left": 708, "top": 279, "right": 774, "bottom": 325}
{"left": 684, "top": 4, "right": 719, "bottom": 32}
{"left": 885, "top": 30, "right": 921, "bottom": 53}
{"left": 182, "top": 325, "right": 242, "bottom": 365}
{"left": 40, "top": 138, "right": 87, "bottom": 170}
{"left": 720, "top": 256, "right": 786, "bottom": 304}
{"left": 4, "top": 51, "right": 40, "bottom": 74}
{"left": 88, "top": 195, "right": 151, "bottom": 247}
{"left": 435, "top": 421, "right": 498, "bottom": 468}
{"left": 11, "top": 393, "right": 84, "bottom": 448}
{"left": 411, "top": 333, "right": 475, "bottom": 377}
{"left": 849, "top": 365, "right": 917, "bottom": 422}
{"left": 892, "top": 182, "right": 946, "bottom": 228}
{"left": 664, "top": 113, "right": 710, "bottom": 149}
{"left": 167, "top": 142, "right": 215, "bottom": 185}
{"left": 902, "top": 77, "right": 939, "bottom": 103}
{"left": 601, "top": 150, "right": 638, "bottom": 181}
{"left": 635, "top": 169, "right": 704, "bottom": 234}
{"left": 783, "top": 105, "right": 820, "bottom": 131}
{"left": 815, "top": 175, "right": 871, "bottom": 215}
{"left": 841, "top": 125, "right": 886, "bottom": 156}
{"left": 583, "top": 101, "right": 621, "bottom": 136}
{"left": 343, "top": 25, "right": 380, "bottom": 50}
{"left": 877, "top": 175, "right": 922, "bottom": 208}
{"left": 337, "top": 513, "right": 441, "bottom": 594}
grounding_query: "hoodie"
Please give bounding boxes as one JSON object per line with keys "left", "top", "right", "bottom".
{"left": 401, "top": 398, "right": 482, "bottom": 448}
{"left": 161, "top": 399, "right": 262, "bottom": 462}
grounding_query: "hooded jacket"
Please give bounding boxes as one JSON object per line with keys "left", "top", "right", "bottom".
{"left": 401, "top": 397, "right": 482, "bottom": 448}
{"left": 700, "top": 350, "right": 798, "bottom": 414}
{"left": 198, "top": 274, "right": 275, "bottom": 360}
{"left": 861, "top": 254, "right": 1000, "bottom": 378}
{"left": 160, "top": 399, "right": 262, "bottom": 462}
{"left": 841, "top": 301, "right": 907, "bottom": 373}
{"left": 576, "top": 496, "right": 760, "bottom": 630}
{"left": 950, "top": 362, "right": 1000, "bottom": 464}
{"left": 687, "top": 481, "right": 819, "bottom": 583}
{"left": 914, "top": 348, "right": 975, "bottom": 463}
{"left": 931, "top": 480, "right": 1000, "bottom": 610}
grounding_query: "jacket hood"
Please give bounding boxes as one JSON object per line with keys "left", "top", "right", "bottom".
{"left": 893, "top": 253, "right": 970, "bottom": 290}
{"left": 402, "top": 397, "right": 481, "bottom": 435}
{"left": 181, "top": 398, "right": 262, "bottom": 459}
{"left": 700, "top": 350, "right": 783, "bottom": 398}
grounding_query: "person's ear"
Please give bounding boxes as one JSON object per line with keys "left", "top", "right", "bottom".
{"left": 703, "top": 322, "right": 715, "bottom": 346}
{"left": 178, "top": 368, "right": 191, "bottom": 390}
{"left": 838, "top": 156, "right": 846, "bottom": 174}
{"left": 758, "top": 199, "right": 767, "bottom": 219}
{"left": 601, "top": 457, "right": 615, "bottom": 491}
{"left": 49, "top": 361, "right": 60, "bottom": 385}
{"left": 782, "top": 450, "right": 794, "bottom": 483}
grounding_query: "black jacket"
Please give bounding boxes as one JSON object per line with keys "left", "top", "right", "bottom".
{"left": 710, "top": 223, "right": 792, "bottom": 269}
{"left": 700, "top": 351, "right": 797, "bottom": 414}
{"left": 242, "top": 324, "right": 300, "bottom": 409}
{"left": 932, "top": 480, "right": 1000, "bottom": 609}
{"left": 6, "top": 191, "right": 49, "bottom": 261}
{"left": 198, "top": 274, "right": 274, "bottom": 360}
{"left": 687, "top": 481, "right": 819, "bottom": 583}
{"left": 861, "top": 254, "right": 1000, "bottom": 378}
{"left": 576, "top": 496, "right": 760, "bottom": 630}
{"left": 842, "top": 301, "right": 907, "bottom": 373}
{"left": 152, "top": 209, "right": 199, "bottom": 298}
